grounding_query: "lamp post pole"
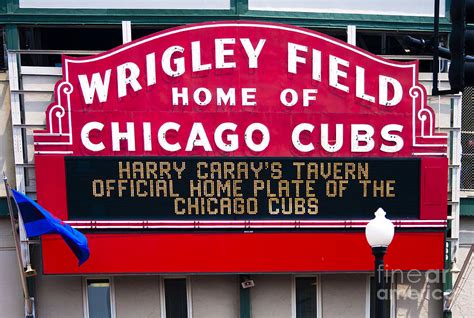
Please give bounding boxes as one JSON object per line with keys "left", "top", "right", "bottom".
{"left": 365, "top": 208, "right": 394, "bottom": 318}
{"left": 372, "top": 246, "right": 387, "bottom": 318}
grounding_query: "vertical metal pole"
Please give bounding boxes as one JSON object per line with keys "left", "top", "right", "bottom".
{"left": 3, "top": 177, "right": 32, "bottom": 317}
{"left": 373, "top": 247, "right": 387, "bottom": 318}
{"left": 122, "top": 21, "right": 132, "bottom": 44}
{"left": 433, "top": 0, "right": 441, "bottom": 95}
{"left": 347, "top": 25, "right": 357, "bottom": 45}
{"left": 451, "top": 96, "right": 462, "bottom": 241}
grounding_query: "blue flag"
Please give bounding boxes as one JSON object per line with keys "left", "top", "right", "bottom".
{"left": 11, "top": 189, "right": 90, "bottom": 265}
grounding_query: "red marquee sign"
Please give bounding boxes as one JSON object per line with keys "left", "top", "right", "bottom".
{"left": 33, "top": 22, "right": 448, "bottom": 274}
{"left": 35, "top": 22, "right": 446, "bottom": 157}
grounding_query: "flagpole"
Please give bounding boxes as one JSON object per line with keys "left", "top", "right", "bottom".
{"left": 3, "top": 176, "right": 33, "bottom": 317}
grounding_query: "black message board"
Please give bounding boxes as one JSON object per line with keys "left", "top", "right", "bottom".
{"left": 65, "top": 157, "right": 420, "bottom": 220}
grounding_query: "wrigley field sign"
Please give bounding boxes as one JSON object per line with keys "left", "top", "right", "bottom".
{"left": 34, "top": 21, "right": 448, "bottom": 228}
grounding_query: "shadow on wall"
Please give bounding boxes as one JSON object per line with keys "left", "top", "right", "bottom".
{"left": 0, "top": 71, "right": 15, "bottom": 198}
{"left": 395, "top": 272, "right": 444, "bottom": 318}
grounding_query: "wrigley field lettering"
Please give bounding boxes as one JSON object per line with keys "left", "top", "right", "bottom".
{"left": 78, "top": 39, "right": 402, "bottom": 106}
{"left": 65, "top": 157, "right": 420, "bottom": 220}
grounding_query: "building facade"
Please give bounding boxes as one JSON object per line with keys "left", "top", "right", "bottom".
{"left": 0, "top": 1, "right": 472, "bottom": 318}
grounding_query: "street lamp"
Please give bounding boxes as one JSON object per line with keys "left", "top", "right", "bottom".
{"left": 365, "top": 208, "right": 395, "bottom": 318}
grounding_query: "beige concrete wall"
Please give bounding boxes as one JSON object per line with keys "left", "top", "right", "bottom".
{"left": 459, "top": 216, "right": 474, "bottom": 245}
{"left": 451, "top": 245, "right": 474, "bottom": 318}
{"left": 321, "top": 273, "right": 444, "bottom": 318}
{"left": 321, "top": 274, "right": 367, "bottom": 317}
{"left": 452, "top": 217, "right": 474, "bottom": 318}
{"left": 34, "top": 274, "right": 242, "bottom": 318}
{"left": 115, "top": 276, "right": 161, "bottom": 318}
{"left": 0, "top": 72, "right": 15, "bottom": 197}
{"left": 0, "top": 219, "right": 23, "bottom": 317}
{"left": 395, "top": 272, "right": 443, "bottom": 318}
{"left": 27, "top": 272, "right": 450, "bottom": 317}
{"left": 251, "top": 275, "right": 292, "bottom": 318}
{"left": 192, "top": 275, "right": 239, "bottom": 318}
{"left": 35, "top": 263, "right": 84, "bottom": 318}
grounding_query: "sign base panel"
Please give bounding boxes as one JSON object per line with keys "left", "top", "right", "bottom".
{"left": 42, "top": 231, "right": 445, "bottom": 274}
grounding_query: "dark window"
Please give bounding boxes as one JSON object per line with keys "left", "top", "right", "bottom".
{"left": 132, "top": 26, "right": 173, "bottom": 39}
{"left": 356, "top": 31, "right": 449, "bottom": 73}
{"left": 19, "top": 26, "right": 122, "bottom": 51}
{"left": 370, "top": 276, "right": 392, "bottom": 318}
{"left": 164, "top": 278, "right": 188, "bottom": 318}
{"left": 18, "top": 26, "right": 122, "bottom": 66}
{"left": 296, "top": 277, "right": 318, "bottom": 318}
{"left": 357, "top": 33, "right": 383, "bottom": 54}
{"left": 316, "top": 29, "right": 347, "bottom": 42}
{"left": 86, "top": 279, "right": 112, "bottom": 318}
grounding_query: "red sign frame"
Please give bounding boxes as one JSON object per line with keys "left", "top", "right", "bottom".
{"left": 33, "top": 21, "right": 448, "bottom": 274}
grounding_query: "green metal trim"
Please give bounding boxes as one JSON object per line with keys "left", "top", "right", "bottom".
{"left": 239, "top": 276, "right": 251, "bottom": 318}
{"left": 6, "top": 8, "right": 238, "bottom": 17}
{"left": 0, "top": 198, "right": 9, "bottom": 216}
{"left": 0, "top": 0, "right": 450, "bottom": 32}
{"left": 0, "top": 16, "right": 238, "bottom": 25}
{"left": 0, "top": 2, "right": 6, "bottom": 14}
{"left": 443, "top": 237, "right": 453, "bottom": 318}
{"left": 236, "top": 0, "right": 248, "bottom": 16}
{"left": 0, "top": 14, "right": 451, "bottom": 32}
{"left": 242, "top": 11, "right": 451, "bottom": 32}
{"left": 460, "top": 198, "right": 474, "bottom": 216}
{"left": 5, "top": 24, "right": 19, "bottom": 50}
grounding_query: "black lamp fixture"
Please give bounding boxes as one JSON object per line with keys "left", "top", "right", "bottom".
{"left": 365, "top": 208, "right": 395, "bottom": 318}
